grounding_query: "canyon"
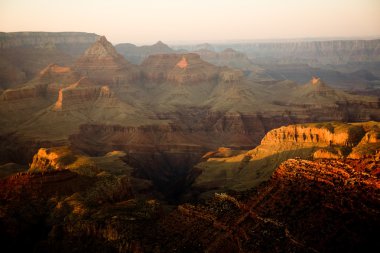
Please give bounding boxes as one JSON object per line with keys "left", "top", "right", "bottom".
{"left": 0, "top": 35, "right": 379, "bottom": 197}
{"left": 0, "top": 32, "right": 379, "bottom": 252}
{"left": 0, "top": 124, "right": 378, "bottom": 252}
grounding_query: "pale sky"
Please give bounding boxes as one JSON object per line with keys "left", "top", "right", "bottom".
{"left": 0, "top": 0, "right": 379, "bottom": 44}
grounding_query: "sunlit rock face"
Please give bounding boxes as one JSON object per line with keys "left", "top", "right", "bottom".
{"left": 176, "top": 56, "right": 188, "bottom": 69}
{"left": 29, "top": 146, "right": 74, "bottom": 172}
{"left": 194, "top": 121, "right": 380, "bottom": 193}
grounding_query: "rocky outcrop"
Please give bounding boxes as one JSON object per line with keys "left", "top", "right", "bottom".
{"left": 160, "top": 156, "right": 379, "bottom": 252}
{"left": 1, "top": 152, "right": 378, "bottom": 252}
{"left": 194, "top": 122, "right": 379, "bottom": 192}
{"left": 259, "top": 122, "right": 364, "bottom": 147}
{"left": 348, "top": 122, "right": 380, "bottom": 158}
{"left": 141, "top": 53, "right": 220, "bottom": 85}
{"left": 29, "top": 146, "right": 75, "bottom": 172}
{"left": 0, "top": 145, "right": 155, "bottom": 253}
{"left": 75, "top": 36, "right": 140, "bottom": 85}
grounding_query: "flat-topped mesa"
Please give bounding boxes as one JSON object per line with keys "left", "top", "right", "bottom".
{"left": 141, "top": 53, "right": 220, "bottom": 85}
{"left": 74, "top": 36, "right": 140, "bottom": 85}
{"left": 260, "top": 123, "right": 364, "bottom": 147}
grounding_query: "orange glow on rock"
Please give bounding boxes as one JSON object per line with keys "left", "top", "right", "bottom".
{"left": 176, "top": 56, "right": 188, "bottom": 69}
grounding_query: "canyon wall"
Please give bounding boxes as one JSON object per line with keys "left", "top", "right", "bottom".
{"left": 0, "top": 32, "right": 99, "bottom": 52}
{"left": 211, "top": 39, "right": 380, "bottom": 65}
{"left": 0, "top": 32, "right": 99, "bottom": 88}
{"left": 194, "top": 121, "right": 380, "bottom": 193}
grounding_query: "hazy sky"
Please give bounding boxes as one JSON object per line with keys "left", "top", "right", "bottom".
{"left": 1, "top": 0, "right": 379, "bottom": 44}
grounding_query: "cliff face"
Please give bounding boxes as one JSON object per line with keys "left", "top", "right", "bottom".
{"left": 1, "top": 36, "right": 379, "bottom": 197}
{"left": 0, "top": 32, "right": 99, "bottom": 52}
{"left": 1, "top": 147, "right": 378, "bottom": 252}
{"left": 229, "top": 39, "right": 380, "bottom": 65}
{"left": 259, "top": 122, "right": 363, "bottom": 147}
{"left": 161, "top": 156, "right": 379, "bottom": 253}
{"left": 29, "top": 146, "right": 75, "bottom": 172}
{"left": 194, "top": 122, "right": 380, "bottom": 192}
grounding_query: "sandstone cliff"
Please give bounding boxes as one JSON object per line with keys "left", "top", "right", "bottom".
{"left": 161, "top": 156, "right": 379, "bottom": 252}
{"left": 29, "top": 146, "right": 76, "bottom": 172}
{"left": 194, "top": 121, "right": 380, "bottom": 192}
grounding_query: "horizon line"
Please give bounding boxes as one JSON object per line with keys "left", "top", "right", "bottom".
{"left": 1, "top": 30, "right": 380, "bottom": 45}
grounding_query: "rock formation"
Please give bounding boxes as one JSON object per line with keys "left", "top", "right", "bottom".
{"left": 141, "top": 53, "right": 220, "bottom": 85}
{"left": 75, "top": 36, "right": 140, "bottom": 85}
{"left": 0, "top": 32, "right": 99, "bottom": 88}
{"left": 0, "top": 32, "right": 379, "bottom": 252}
{"left": 160, "top": 156, "right": 380, "bottom": 252}
{"left": 194, "top": 121, "right": 380, "bottom": 192}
